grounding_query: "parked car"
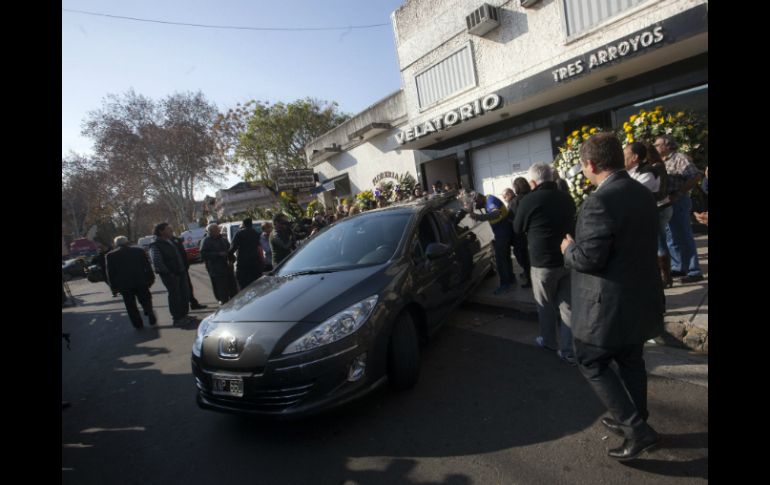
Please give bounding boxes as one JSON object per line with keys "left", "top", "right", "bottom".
{"left": 179, "top": 228, "right": 206, "bottom": 263}
{"left": 62, "top": 258, "right": 87, "bottom": 281}
{"left": 137, "top": 235, "right": 156, "bottom": 255}
{"left": 192, "top": 194, "right": 493, "bottom": 418}
{"left": 219, "top": 220, "right": 270, "bottom": 246}
{"left": 69, "top": 238, "right": 99, "bottom": 260}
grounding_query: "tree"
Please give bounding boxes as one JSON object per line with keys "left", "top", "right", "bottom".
{"left": 215, "top": 98, "right": 349, "bottom": 191}
{"left": 62, "top": 153, "right": 114, "bottom": 237}
{"left": 82, "top": 90, "right": 228, "bottom": 230}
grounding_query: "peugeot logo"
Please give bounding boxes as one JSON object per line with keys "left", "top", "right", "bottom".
{"left": 219, "top": 334, "right": 239, "bottom": 358}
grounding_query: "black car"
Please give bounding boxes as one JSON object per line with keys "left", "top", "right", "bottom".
{"left": 192, "top": 193, "right": 494, "bottom": 418}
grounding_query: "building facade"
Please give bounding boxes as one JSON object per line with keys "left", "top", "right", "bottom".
{"left": 306, "top": 0, "right": 707, "bottom": 201}
{"left": 215, "top": 182, "right": 275, "bottom": 219}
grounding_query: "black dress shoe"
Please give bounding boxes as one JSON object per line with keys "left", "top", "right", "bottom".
{"left": 147, "top": 312, "right": 157, "bottom": 326}
{"left": 608, "top": 430, "right": 660, "bottom": 460}
{"left": 190, "top": 303, "right": 208, "bottom": 310}
{"left": 601, "top": 417, "right": 625, "bottom": 437}
{"left": 670, "top": 270, "right": 686, "bottom": 277}
{"left": 680, "top": 274, "right": 704, "bottom": 283}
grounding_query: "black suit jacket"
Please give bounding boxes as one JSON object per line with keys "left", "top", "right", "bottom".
{"left": 105, "top": 246, "right": 155, "bottom": 291}
{"left": 563, "top": 171, "right": 663, "bottom": 346}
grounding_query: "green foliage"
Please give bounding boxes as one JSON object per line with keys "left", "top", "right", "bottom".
{"left": 222, "top": 98, "right": 350, "bottom": 191}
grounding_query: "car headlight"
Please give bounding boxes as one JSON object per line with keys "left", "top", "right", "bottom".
{"left": 282, "top": 295, "right": 379, "bottom": 355}
{"left": 192, "top": 316, "right": 219, "bottom": 357}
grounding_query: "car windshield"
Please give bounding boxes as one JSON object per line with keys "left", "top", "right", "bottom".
{"left": 277, "top": 211, "right": 412, "bottom": 275}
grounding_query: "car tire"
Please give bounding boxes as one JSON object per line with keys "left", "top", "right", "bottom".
{"left": 388, "top": 311, "right": 420, "bottom": 390}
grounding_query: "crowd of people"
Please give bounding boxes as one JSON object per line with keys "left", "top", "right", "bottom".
{"left": 72, "top": 131, "right": 706, "bottom": 460}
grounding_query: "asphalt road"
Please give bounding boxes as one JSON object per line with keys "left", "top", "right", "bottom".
{"left": 62, "top": 264, "right": 708, "bottom": 484}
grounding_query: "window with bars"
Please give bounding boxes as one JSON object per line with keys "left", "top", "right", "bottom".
{"left": 415, "top": 43, "right": 477, "bottom": 109}
{"left": 563, "top": 0, "right": 649, "bottom": 38}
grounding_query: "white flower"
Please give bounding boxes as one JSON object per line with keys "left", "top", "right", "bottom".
{"left": 665, "top": 127, "right": 673, "bottom": 134}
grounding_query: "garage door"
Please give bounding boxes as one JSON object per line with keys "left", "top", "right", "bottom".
{"left": 470, "top": 128, "right": 553, "bottom": 197}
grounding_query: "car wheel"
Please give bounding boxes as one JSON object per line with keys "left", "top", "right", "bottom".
{"left": 388, "top": 311, "right": 420, "bottom": 390}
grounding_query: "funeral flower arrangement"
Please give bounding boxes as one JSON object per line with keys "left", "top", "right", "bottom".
{"left": 553, "top": 125, "right": 602, "bottom": 209}
{"left": 620, "top": 106, "right": 708, "bottom": 169}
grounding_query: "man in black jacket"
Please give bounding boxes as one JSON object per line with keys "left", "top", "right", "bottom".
{"left": 201, "top": 223, "right": 237, "bottom": 304}
{"left": 513, "top": 162, "right": 576, "bottom": 365}
{"left": 105, "top": 236, "right": 156, "bottom": 329}
{"left": 150, "top": 223, "right": 194, "bottom": 326}
{"left": 561, "top": 133, "right": 663, "bottom": 460}
{"left": 228, "top": 218, "right": 264, "bottom": 290}
{"left": 172, "top": 237, "right": 208, "bottom": 311}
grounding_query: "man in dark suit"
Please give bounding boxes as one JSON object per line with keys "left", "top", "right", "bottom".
{"left": 560, "top": 133, "right": 664, "bottom": 460}
{"left": 105, "top": 236, "right": 157, "bottom": 329}
{"left": 228, "top": 218, "right": 264, "bottom": 290}
{"left": 172, "top": 236, "right": 208, "bottom": 311}
{"left": 150, "top": 223, "right": 194, "bottom": 326}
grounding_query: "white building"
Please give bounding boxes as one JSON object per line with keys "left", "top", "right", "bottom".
{"left": 306, "top": 0, "right": 707, "bottom": 201}
{"left": 215, "top": 182, "right": 275, "bottom": 219}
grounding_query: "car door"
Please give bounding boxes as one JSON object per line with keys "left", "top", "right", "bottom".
{"left": 409, "top": 212, "right": 458, "bottom": 331}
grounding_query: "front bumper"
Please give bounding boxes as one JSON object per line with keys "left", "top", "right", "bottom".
{"left": 192, "top": 342, "right": 386, "bottom": 418}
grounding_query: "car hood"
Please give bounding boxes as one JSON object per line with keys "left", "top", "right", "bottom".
{"left": 210, "top": 264, "right": 390, "bottom": 324}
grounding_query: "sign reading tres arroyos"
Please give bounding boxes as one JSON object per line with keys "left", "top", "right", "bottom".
{"left": 395, "top": 94, "right": 503, "bottom": 145}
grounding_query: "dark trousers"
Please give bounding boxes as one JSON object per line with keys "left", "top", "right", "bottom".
{"left": 493, "top": 233, "right": 514, "bottom": 286}
{"left": 186, "top": 272, "right": 200, "bottom": 307}
{"left": 209, "top": 271, "right": 238, "bottom": 303}
{"left": 121, "top": 286, "right": 153, "bottom": 328}
{"left": 235, "top": 266, "right": 262, "bottom": 291}
{"left": 511, "top": 233, "right": 531, "bottom": 283}
{"left": 160, "top": 272, "right": 190, "bottom": 321}
{"left": 574, "top": 339, "right": 652, "bottom": 438}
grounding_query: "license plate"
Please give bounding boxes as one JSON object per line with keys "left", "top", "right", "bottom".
{"left": 212, "top": 374, "right": 244, "bottom": 397}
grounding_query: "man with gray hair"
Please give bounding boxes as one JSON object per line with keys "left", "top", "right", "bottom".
{"left": 513, "top": 162, "right": 577, "bottom": 365}
{"left": 200, "top": 223, "right": 238, "bottom": 304}
{"left": 653, "top": 135, "right": 703, "bottom": 283}
{"left": 106, "top": 236, "right": 157, "bottom": 329}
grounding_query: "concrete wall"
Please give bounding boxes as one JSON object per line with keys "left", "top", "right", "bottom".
{"left": 392, "top": 0, "right": 707, "bottom": 126}
{"left": 305, "top": 91, "right": 408, "bottom": 161}
{"left": 314, "top": 128, "right": 419, "bottom": 198}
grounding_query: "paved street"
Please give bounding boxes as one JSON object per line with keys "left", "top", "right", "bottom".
{"left": 62, "top": 264, "right": 708, "bottom": 484}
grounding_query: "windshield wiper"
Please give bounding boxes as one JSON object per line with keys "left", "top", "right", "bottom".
{"left": 282, "top": 269, "right": 342, "bottom": 277}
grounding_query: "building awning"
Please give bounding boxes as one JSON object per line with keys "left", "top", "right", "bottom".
{"left": 310, "top": 173, "right": 351, "bottom": 195}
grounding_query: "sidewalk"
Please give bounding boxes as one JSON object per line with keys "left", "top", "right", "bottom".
{"left": 467, "top": 232, "right": 708, "bottom": 354}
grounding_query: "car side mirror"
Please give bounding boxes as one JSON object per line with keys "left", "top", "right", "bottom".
{"left": 425, "top": 242, "right": 450, "bottom": 260}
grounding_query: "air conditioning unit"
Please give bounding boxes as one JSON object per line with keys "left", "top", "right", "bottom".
{"left": 466, "top": 3, "right": 500, "bottom": 37}
{"left": 520, "top": 0, "right": 541, "bottom": 7}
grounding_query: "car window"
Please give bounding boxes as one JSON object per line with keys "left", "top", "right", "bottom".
{"left": 277, "top": 211, "right": 412, "bottom": 274}
{"left": 432, "top": 211, "right": 456, "bottom": 244}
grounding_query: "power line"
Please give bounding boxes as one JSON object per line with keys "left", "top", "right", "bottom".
{"left": 62, "top": 8, "right": 390, "bottom": 32}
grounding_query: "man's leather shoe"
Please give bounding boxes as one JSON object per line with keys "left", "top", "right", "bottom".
{"left": 680, "top": 274, "right": 704, "bottom": 283}
{"left": 147, "top": 312, "right": 157, "bottom": 326}
{"left": 191, "top": 303, "right": 208, "bottom": 310}
{"left": 670, "top": 270, "right": 685, "bottom": 277}
{"left": 608, "top": 430, "right": 660, "bottom": 460}
{"left": 601, "top": 417, "right": 625, "bottom": 437}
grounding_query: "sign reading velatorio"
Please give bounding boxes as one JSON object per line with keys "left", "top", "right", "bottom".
{"left": 274, "top": 169, "right": 315, "bottom": 191}
{"left": 552, "top": 26, "right": 665, "bottom": 83}
{"left": 395, "top": 94, "right": 503, "bottom": 145}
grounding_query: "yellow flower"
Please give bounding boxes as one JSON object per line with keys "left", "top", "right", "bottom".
{"left": 626, "top": 134, "right": 634, "bottom": 143}
{"left": 566, "top": 136, "right": 572, "bottom": 145}
{"left": 571, "top": 130, "right": 579, "bottom": 137}
{"left": 655, "top": 105, "right": 663, "bottom": 112}
{"left": 589, "top": 128, "right": 598, "bottom": 134}
{"left": 640, "top": 109, "right": 647, "bottom": 115}
{"left": 582, "top": 134, "right": 589, "bottom": 141}
{"left": 581, "top": 125, "right": 590, "bottom": 133}
{"left": 677, "top": 112, "right": 685, "bottom": 118}
{"left": 280, "top": 191, "right": 287, "bottom": 198}
{"left": 629, "top": 115, "right": 638, "bottom": 123}
{"left": 624, "top": 125, "right": 632, "bottom": 133}
{"left": 667, "top": 115, "right": 674, "bottom": 123}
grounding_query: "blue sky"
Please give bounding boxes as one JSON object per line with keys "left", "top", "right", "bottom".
{"left": 62, "top": 0, "right": 405, "bottom": 197}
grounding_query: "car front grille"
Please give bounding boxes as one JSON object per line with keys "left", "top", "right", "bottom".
{"left": 207, "top": 381, "right": 316, "bottom": 411}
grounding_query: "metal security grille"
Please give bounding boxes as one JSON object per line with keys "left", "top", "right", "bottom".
{"left": 415, "top": 44, "right": 476, "bottom": 109}
{"left": 563, "top": 0, "right": 648, "bottom": 37}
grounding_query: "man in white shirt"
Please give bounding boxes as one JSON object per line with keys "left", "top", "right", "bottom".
{"left": 624, "top": 142, "right": 660, "bottom": 193}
